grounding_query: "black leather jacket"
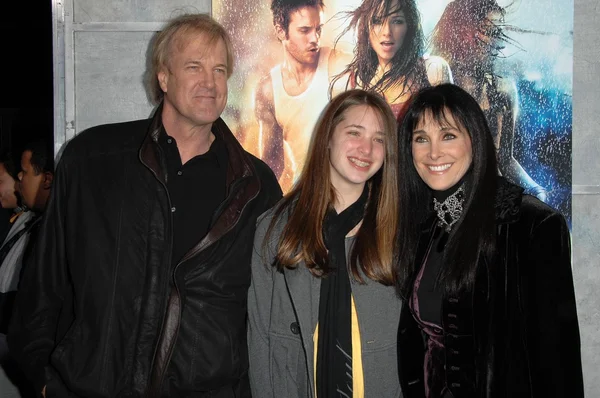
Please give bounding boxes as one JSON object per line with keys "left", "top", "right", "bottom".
{"left": 8, "top": 109, "right": 282, "bottom": 397}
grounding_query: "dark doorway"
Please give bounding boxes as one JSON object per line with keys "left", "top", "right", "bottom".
{"left": 0, "top": 1, "right": 53, "bottom": 157}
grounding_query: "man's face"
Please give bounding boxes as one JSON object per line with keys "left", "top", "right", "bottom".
{"left": 158, "top": 33, "right": 229, "bottom": 130}
{"left": 279, "top": 6, "right": 323, "bottom": 66}
{"left": 0, "top": 163, "right": 17, "bottom": 209}
{"left": 18, "top": 150, "right": 46, "bottom": 210}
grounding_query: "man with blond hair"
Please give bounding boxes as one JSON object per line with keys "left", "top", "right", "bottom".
{"left": 9, "top": 14, "right": 281, "bottom": 397}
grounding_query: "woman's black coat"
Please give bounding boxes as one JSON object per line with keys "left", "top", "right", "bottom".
{"left": 397, "top": 179, "right": 584, "bottom": 397}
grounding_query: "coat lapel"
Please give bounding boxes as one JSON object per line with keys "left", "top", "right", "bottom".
{"left": 283, "top": 266, "right": 318, "bottom": 398}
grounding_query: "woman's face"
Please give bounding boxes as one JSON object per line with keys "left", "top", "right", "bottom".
{"left": 411, "top": 110, "right": 473, "bottom": 191}
{"left": 368, "top": 2, "right": 408, "bottom": 67}
{"left": 329, "top": 104, "right": 386, "bottom": 196}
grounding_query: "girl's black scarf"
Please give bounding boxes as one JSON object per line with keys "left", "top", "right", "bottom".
{"left": 316, "top": 186, "right": 369, "bottom": 397}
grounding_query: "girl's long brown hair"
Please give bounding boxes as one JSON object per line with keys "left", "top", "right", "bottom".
{"left": 266, "top": 89, "right": 399, "bottom": 285}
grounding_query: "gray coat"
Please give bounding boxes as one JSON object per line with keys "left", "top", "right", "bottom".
{"left": 248, "top": 206, "right": 403, "bottom": 398}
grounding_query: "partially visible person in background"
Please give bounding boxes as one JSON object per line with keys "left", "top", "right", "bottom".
{"left": 429, "top": 0, "right": 547, "bottom": 200}
{"left": 0, "top": 151, "right": 33, "bottom": 334}
{"left": 330, "top": 0, "right": 452, "bottom": 120}
{"left": 395, "top": 83, "right": 582, "bottom": 397}
{"left": 17, "top": 141, "right": 54, "bottom": 214}
{"left": 0, "top": 149, "right": 40, "bottom": 398}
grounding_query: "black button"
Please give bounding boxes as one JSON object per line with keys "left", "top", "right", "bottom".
{"left": 290, "top": 322, "right": 300, "bottom": 335}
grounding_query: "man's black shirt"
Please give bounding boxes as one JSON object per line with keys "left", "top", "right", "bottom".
{"left": 158, "top": 129, "right": 227, "bottom": 265}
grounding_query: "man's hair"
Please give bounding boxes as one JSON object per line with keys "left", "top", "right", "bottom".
{"left": 22, "top": 140, "right": 53, "bottom": 175}
{"left": 271, "top": 0, "right": 325, "bottom": 33}
{"left": 148, "top": 13, "right": 234, "bottom": 105}
{"left": 0, "top": 151, "right": 18, "bottom": 180}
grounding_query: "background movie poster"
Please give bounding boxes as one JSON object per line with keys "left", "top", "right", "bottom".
{"left": 213, "top": 0, "right": 573, "bottom": 224}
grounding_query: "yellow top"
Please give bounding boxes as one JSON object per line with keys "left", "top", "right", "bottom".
{"left": 313, "top": 295, "right": 364, "bottom": 397}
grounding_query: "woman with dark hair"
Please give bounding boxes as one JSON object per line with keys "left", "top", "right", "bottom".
{"left": 429, "top": 0, "right": 547, "bottom": 201}
{"left": 248, "top": 89, "right": 402, "bottom": 397}
{"left": 395, "top": 83, "right": 583, "bottom": 397}
{"left": 330, "top": 0, "right": 452, "bottom": 120}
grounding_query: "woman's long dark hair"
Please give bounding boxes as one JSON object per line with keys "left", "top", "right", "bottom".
{"left": 329, "top": 0, "right": 427, "bottom": 101}
{"left": 266, "top": 89, "right": 399, "bottom": 285}
{"left": 428, "top": 0, "right": 517, "bottom": 83}
{"left": 396, "top": 84, "right": 498, "bottom": 296}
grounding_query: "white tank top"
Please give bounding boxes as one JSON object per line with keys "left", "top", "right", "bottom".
{"left": 270, "top": 47, "right": 331, "bottom": 189}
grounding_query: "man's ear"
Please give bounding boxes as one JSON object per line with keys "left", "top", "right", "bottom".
{"left": 275, "top": 24, "right": 287, "bottom": 42}
{"left": 43, "top": 172, "right": 54, "bottom": 189}
{"left": 158, "top": 69, "right": 168, "bottom": 93}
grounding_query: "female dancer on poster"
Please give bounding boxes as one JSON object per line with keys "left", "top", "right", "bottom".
{"left": 429, "top": 0, "right": 547, "bottom": 200}
{"left": 395, "top": 83, "right": 583, "bottom": 397}
{"left": 330, "top": 0, "right": 452, "bottom": 120}
{"left": 248, "top": 89, "right": 402, "bottom": 397}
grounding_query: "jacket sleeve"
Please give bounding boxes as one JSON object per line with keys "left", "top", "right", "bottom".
{"left": 8, "top": 151, "right": 73, "bottom": 394}
{"left": 525, "top": 211, "right": 584, "bottom": 396}
{"left": 247, "top": 212, "right": 277, "bottom": 398}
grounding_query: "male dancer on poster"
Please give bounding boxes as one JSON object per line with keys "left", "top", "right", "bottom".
{"left": 255, "top": 0, "right": 348, "bottom": 191}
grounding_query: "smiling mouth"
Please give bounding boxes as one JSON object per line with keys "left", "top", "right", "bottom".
{"left": 350, "top": 157, "right": 371, "bottom": 168}
{"left": 381, "top": 41, "right": 395, "bottom": 47}
{"left": 428, "top": 164, "right": 451, "bottom": 172}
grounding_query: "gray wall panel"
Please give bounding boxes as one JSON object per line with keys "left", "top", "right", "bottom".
{"left": 573, "top": 0, "right": 600, "bottom": 395}
{"left": 73, "top": 1, "right": 210, "bottom": 23}
{"left": 572, "top": 195, "right": 600, "bottom": 395}
{"left": 74, "top": 31, "right": 155, "bottom": 132}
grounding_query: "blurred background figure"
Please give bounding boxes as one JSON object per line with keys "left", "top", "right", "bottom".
{"left": 17, "top": 141, "right": 54, "bottom": 214}
{"left": 0, "top": 148, "right": 43, "bottom": 398}
{"left": 429, "top": 0, "right": 547, "bottom": 200}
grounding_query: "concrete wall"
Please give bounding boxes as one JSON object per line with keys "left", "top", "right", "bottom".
{"left": 573, "top": 0, "right": 600, "bottom": 395}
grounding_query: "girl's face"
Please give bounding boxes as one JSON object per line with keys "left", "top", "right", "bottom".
{"left": 411, "top": 110, "right": 473, "bottom": 191}
{"left": 329, "top": 104, "right": 386, "bottom": 197}
{"left": 368, "top": 1, "right": 408, "bottom": 67}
